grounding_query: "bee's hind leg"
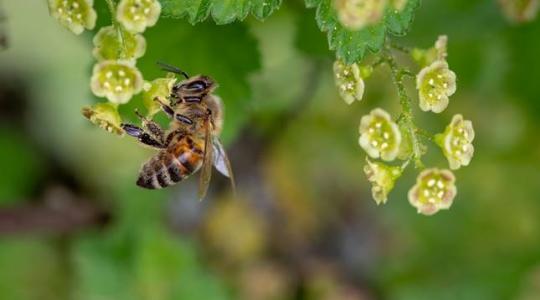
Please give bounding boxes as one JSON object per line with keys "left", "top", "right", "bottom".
{"left": 121, "top": 123, "right": 165, "bottom": 149}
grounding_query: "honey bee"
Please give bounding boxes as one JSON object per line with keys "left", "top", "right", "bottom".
{"left": 121, "top": 62, "right": 235, "bottom": 200}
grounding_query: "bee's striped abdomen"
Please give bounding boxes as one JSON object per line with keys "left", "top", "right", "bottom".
{"left": 136, "top": 136, "right": 204, "bottom": 189}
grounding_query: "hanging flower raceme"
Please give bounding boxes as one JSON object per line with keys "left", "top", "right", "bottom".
{"left": 333, "top": 60, "right": 365, "bottom": 104}
{"left": 364, "top": 158, "right": 402, "bottom": 205}
{"left": 334, "top": 0, "right": 387, "bottom": 30}
{"left": 90, "top": 60, "right": 144, "bottom": 104}
{"left": 359, "top": 108, "right": 402, "bottom": 161}
{"left": 82, "top": 102, "right": 124, "bottom": 135}
{"left": 416, "top": 60, "right": 456, "bottom": 113}
{"left": 117, "top": 0, "right": 161, "bottom": 33}
{"left": 408, "top": 168, "right": 457, "bottom": 215}
{"left": 142, "top": 74, "right": 177, "bottom": 117}
{"left": 92, "top": 25, "right": 146, "bottom": 61}
{"left": 48, "top": 0, "right": 97, "bottom": 34}
{"left": 435, "top": 114, "right": 475, "bottom": 170}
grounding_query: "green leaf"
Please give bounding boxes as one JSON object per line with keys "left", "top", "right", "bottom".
{"left": 159, "top": 0, "right": 283, "bottom": 25}
{"left": 306, "top": 0, "right": 420, "bottom": 64}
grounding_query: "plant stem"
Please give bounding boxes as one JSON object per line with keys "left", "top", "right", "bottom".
{"left": 383, "top": 50, "right": 424, "bottom": 168}
{"left": 105, "top": 0, "right": 127, "bottom": 59}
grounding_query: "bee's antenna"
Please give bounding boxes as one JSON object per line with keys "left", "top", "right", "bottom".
{"left": 156, "top": 61, "right": 189, "bottom": 79}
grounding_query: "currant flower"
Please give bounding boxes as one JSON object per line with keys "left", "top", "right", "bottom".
{"left": 435, "top": 114, "right": 475, "bottom": 170}
{"left": 82, "top": 102, "right": 123, "bottom": 135}
{"left": 142, "top": 74, "right": 176, "bottom": 117}
{"left": 48, "top": 0, "right": 97, "bottom": 35}
{"left": 499, "top": 0, "right": 539, "bottom": 23}
{"left": 117, "top": 0, "right": 161, "bottom": 33}
{"left": 408, "top": 168, "right": 457, "bottom": 216}
{"left": 359, "top": 108, "right": 402, "bottom": 161}
{"left": 364, "top": 158, "right": 402, "bottom": 205}
{"left": 334, "top": 0, "right": 387, "bottom": 30}
{"left": 390, "top": 0, "right": 408, "bottom": 11}
{"left": 416, "top": 60, "right": 457, "bottom": 113}
{"left": 90, "top": 60, "right": 144, "bottom": 104}
{"left": 412, "top": 35, "right": 448, "bottom": 68}
{"left": 92, "top": 26, "right": 146, "bottom": 61}
{"left": 333, "top": 60, "right": 365, "bottom": 105}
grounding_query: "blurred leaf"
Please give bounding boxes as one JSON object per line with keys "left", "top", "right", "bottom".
{"left": 159, "top": 0, "right": 282, "bottom": 25}
{"left": 135, "top": 19, "right": 261, "bottom": 144}
{"left": 0, "top": 239, "right": 66, "bottom": 300}
{"left": 0, "top": 128, "right": 43, "bottom": 204}
{"left": 305, "top": 0, "right": 420, "bottom": 63}
{"left": 135, "top": 226, "right": 230, "bottom": 300}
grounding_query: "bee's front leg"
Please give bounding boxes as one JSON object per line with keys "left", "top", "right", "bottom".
{"left": 154, "top": 97, "right": 175, "bottom": 118}
{"left": 121, "top": 123, "right": 165, "bottom": 149}
{"left": 134, "top": 109, "right": 166, "bottom": 144}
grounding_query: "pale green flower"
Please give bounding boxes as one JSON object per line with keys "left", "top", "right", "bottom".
{"left": 90, "top": 60, "right": 144, "bottom": 104}
{"left": 48, "top": 0, "right": 97, "bottom": 35}
{"left": 499, "top": 0, "right": 539, "bottom": 23}
{"left": 117, "top": 0, "right": 161, "bottom": 33}
{"left": 391, "top": 0, "right": 407, "bottom": 11}
{"left": 408, "top": 168, "right": 457, "bottom": 216}
{"left": 416, "top": 60, "right": 457, "bottom": 113}
{"left": 334, "top": 0, "right": 387, "bottom": 30}
{"left": 82, "top": 102, "right": 123, "bottom": 135}
{"left": 333, "top": 60, "right": 365, "bottom": 105}
{"left": 435, "top": 114, "right": 475, "bottom": 170}
{"left": 359, "top": 108, "right": 402, "bottom": 161}
{"left": 142, "top": 74, "right": 177, "bottom": 117}
{"left": 364, "top": 158, "right": 402, "bottom": 205}
{"left": 92, "top": 25, "right": 146, "bottom": 61}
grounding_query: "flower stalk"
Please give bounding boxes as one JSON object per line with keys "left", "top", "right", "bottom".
{"left": 105, "top": 0, "right": 127, "bottom": 59}
{"left": 383, "top": 49, "right": 425, "bottom": 168}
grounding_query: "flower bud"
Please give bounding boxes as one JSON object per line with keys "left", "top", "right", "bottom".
{"left": 364, "top": 158, "right": 402, "bottom": 204}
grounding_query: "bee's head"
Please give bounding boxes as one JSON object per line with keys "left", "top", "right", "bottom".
{"left": 170, "top": 75, "right": 218, "bottom": 105}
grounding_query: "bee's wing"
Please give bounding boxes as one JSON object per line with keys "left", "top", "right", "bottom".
{"left": 213, "top": 137, "right": 236, "bottom": 195}
{"left": 198, "top": 118, "right": 213, "bottom": 201}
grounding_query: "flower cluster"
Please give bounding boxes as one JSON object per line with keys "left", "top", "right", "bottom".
{"left": 347, "top": 35, "right": 474, "bottom": 216}
{"left": 67, "top": 0, "right": 162, "bottom": 134}
{"left": 48, "top": 0, "right": 97, "bottom": 34}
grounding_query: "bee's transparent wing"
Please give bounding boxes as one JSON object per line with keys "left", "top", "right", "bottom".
{"left": 213, "top": 138, "right": 236, "bottom": 195}
{"left": 198, "top": 120, "right": 213, "bottom": 201}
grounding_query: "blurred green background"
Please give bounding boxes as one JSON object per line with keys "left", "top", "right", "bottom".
{"left": 1, "top": 0, "right": 540, "bottom": 299}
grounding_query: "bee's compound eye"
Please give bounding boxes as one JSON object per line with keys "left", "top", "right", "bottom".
{"left": 186, "top": 80, "right": 206, "bottom": 91}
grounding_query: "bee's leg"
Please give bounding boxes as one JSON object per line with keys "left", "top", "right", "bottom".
{"left": 154, "top": 97, "right": 175, "bottom": 118}
{"left": 121, "top": 123, "right": 165, "bottom": 149}
{"left": 134, "top": 109, "right": 165, "bottom": 144}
